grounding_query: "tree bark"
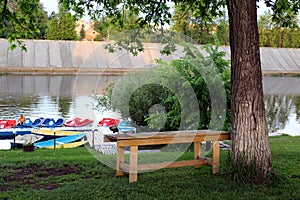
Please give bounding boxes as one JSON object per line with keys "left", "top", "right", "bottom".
{"left": 226, "top": 0, "right": 272, "bottom": 177}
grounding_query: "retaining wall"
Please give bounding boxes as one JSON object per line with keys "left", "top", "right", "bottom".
{"left": 0, "top": 39, "right": 300, "bottom": 73}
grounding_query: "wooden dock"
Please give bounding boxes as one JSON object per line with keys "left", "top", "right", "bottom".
{"left": 85, "top": 127, "right": 118, "bottom": 155}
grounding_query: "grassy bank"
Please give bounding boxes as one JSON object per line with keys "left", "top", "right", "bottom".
{"left": 0, "top": 135, "right": 299, "bottom": 200}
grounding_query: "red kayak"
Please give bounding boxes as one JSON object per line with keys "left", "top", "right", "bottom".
{"left": 0, "top": 119, "right": 17, "bottom": 129}
{"left": 64, "top": 118, "right": 93, "bottom": 127}
{"left": 98, "top": 118, "right": 120, "bottom": 127}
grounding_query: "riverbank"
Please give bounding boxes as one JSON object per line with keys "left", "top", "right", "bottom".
{"left": 0, "top": 67, "right": 136, "bottom": 75}
{"left": 1, "top": 67, "right": 300, "bottom": 76}
{"left": 0, "top": 134, "right": 299, "bottom": 199}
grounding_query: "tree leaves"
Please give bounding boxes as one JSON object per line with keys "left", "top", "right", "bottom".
{"left": 0, "top": 0, "right": 46, "bottom": 50}
{"left": 45, "top": 7, "right": 78, "bottom": 40}
{"left": 264, "top": 0, "right": 300, "bottom": 28}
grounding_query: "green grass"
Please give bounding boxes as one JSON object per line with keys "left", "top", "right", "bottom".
{"left": 0, "top": 135, "right": 299, "bottom": 200}
{"left": 0, "top": 72, "right": 9, "bottom": 76}
{"left": 292, "top": 73, "right": 300, "bottom": 77}
{"left": 264, "top": 73, "right": 300, "bottom": 77}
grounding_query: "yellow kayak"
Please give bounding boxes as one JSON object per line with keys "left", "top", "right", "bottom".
{"left": 32, "top": 129, "right": 81, "bottom": 136}
{"left": 46, "top": 140, "right": 88, "bottom": 149}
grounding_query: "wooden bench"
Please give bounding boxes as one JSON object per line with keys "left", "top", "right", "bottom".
{"left": 104, "top": 130, "right": 231, "bottom": 183}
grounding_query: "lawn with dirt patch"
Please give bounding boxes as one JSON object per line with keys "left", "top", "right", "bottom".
{"left": 0, "top": 135, "right": 299, "bottom": 199}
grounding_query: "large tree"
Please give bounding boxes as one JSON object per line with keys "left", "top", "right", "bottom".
{"left": 227, "top": 0, "right": 271, "bottom": 177}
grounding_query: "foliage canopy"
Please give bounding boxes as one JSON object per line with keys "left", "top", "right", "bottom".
{"left": 0, "top": 0, "right": 46, "bottom": 50}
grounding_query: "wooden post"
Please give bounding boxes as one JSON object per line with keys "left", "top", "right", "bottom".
{"left": 116, "top": 145, "right": 125, "bottom": 177}
{"left": 129, "top": 145, "right": 138, "bottom": 183}
{"left": 54, "top": 131, "right": 56, "bottom": 149}
{"left": 194, "top": 142, "right": 201, "bottom": 168}
{"left": 92, "top": 130, "right": 94, "bottom": 148}
{"left": 13, "top": 131, "right": 16, "bottom": 149}
{"left": 212, "top": 141, "right": 220, "bottom": 174}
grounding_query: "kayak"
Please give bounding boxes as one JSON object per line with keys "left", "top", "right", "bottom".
{"left": 15, "top": 118, "right": 44, "bottom": 128}
{"left": 0, "top": 119, "right": 17, "bottom": 129}
{"left": 98, "top": 118, "right": 120, "bottom": 127}
{"left": 34, "top": 133, "right": 86, "bottom": 148}
{"left": 64, "top": 118, "right": 93, "bottom": 127}
{"left": 41, "top": 118, "right": 65, "bottom": 127}
{"left": 32, "top": 129, "right": 82, "bottom": 137}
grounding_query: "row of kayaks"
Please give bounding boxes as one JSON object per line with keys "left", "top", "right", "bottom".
{"left": 0, "top": 117, "right": 136, "bottom": 132}
{"left": 7, "top": 119, "right": 134, "bottom": 150}
{"left": 0, "top": 117, "right": 94, "bottom": 129}
{"left": 0, "top": 117, "right": 136, "bottom": 149}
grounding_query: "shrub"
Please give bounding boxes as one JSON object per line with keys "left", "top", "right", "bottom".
{"left": 95, "top": 42, "right": 231, "bottom": 131}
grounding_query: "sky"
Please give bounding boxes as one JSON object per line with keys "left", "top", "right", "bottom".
{"left": 40, "top": 0, "right": 91, "bottom": 20}
{"left": 40, "top": 0, "right": 269, "bottom": 20}
{"left": 40, "top": 0, "right": 58, "bottom": 15}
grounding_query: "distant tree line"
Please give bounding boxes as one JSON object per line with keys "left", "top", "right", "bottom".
{"left": 46, "top": 6, "right": 78, "bottom": 40}
{"left": 171, "top": 4, "right": 300, "bottom": 48}
{"left": 259, "top": 27, "right": 300, "bottom": 48}
{"left": 258, "top": 11, "right": 300, "bottom": 48}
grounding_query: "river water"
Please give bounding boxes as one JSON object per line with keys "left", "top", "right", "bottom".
{"left": 0, "top": 75, "right": 299, "bottom": 136}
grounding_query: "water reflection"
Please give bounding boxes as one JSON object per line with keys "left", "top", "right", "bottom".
{"left": 0, "top": 74, "right": 119, "bottom": 120}
{"left": 294, "top": 96, "right": 300, "bottom": 121}
{"left": 265, "top": 95, "right": 294, "bottom": 132}
{"left": 263, "top": 77, "right": 300, "bottom": 136}
{"left": 0, "top": 75, "right": 119, "bottom": 96}
{"left": 0, "top": 75, "right": 299, "bottom": 135}
{"left": 0, "top": 94, "right": 73, "bottom": 119}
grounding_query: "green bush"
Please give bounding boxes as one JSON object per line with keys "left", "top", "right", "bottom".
{"left": 95, "top": 42, "right": 231, "bottom": 131}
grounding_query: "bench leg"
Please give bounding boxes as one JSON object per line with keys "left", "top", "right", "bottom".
{"left": 116, "top": 145, "right": 125, "bottom": 177}
{"left": 194, "top": 141, "right": 201, "bottom": 168}
{"left": 129, "top": 145, "right": 138, "bottom": 183}
{"left": 212, "top": 141, "right": 220, "bottom": 174}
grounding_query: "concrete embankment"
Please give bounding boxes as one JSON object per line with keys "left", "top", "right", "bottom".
{"left": 0, "top": 39, "right": 300, "bottom": 75}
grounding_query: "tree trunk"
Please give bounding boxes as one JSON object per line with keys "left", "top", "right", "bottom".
{"left": 226, "top": 0, "right": 272, "bottom": 177}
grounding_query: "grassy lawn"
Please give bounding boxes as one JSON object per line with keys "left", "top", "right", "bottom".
{"left": 0, "top": 135, "right": 299, "bottom": 200}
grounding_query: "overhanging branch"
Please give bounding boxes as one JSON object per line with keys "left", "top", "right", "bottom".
{"left": 2, "top": 0, "right": 8, "bottom": 14}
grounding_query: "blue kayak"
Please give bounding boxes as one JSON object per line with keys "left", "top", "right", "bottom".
{"left": 118, "top": 120, "right": 136, "bottom": 132}
{"left": 34, "top": 133, "right": 85, "bottom": 148}
{"left": 0, "top": 128, "right": 33, "bottom": 139}
{"left": 16, "top": 118, "right": 44, "bottom": 128}
{"left": 41, "top": 118, "right": 65, "bottom": 128}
